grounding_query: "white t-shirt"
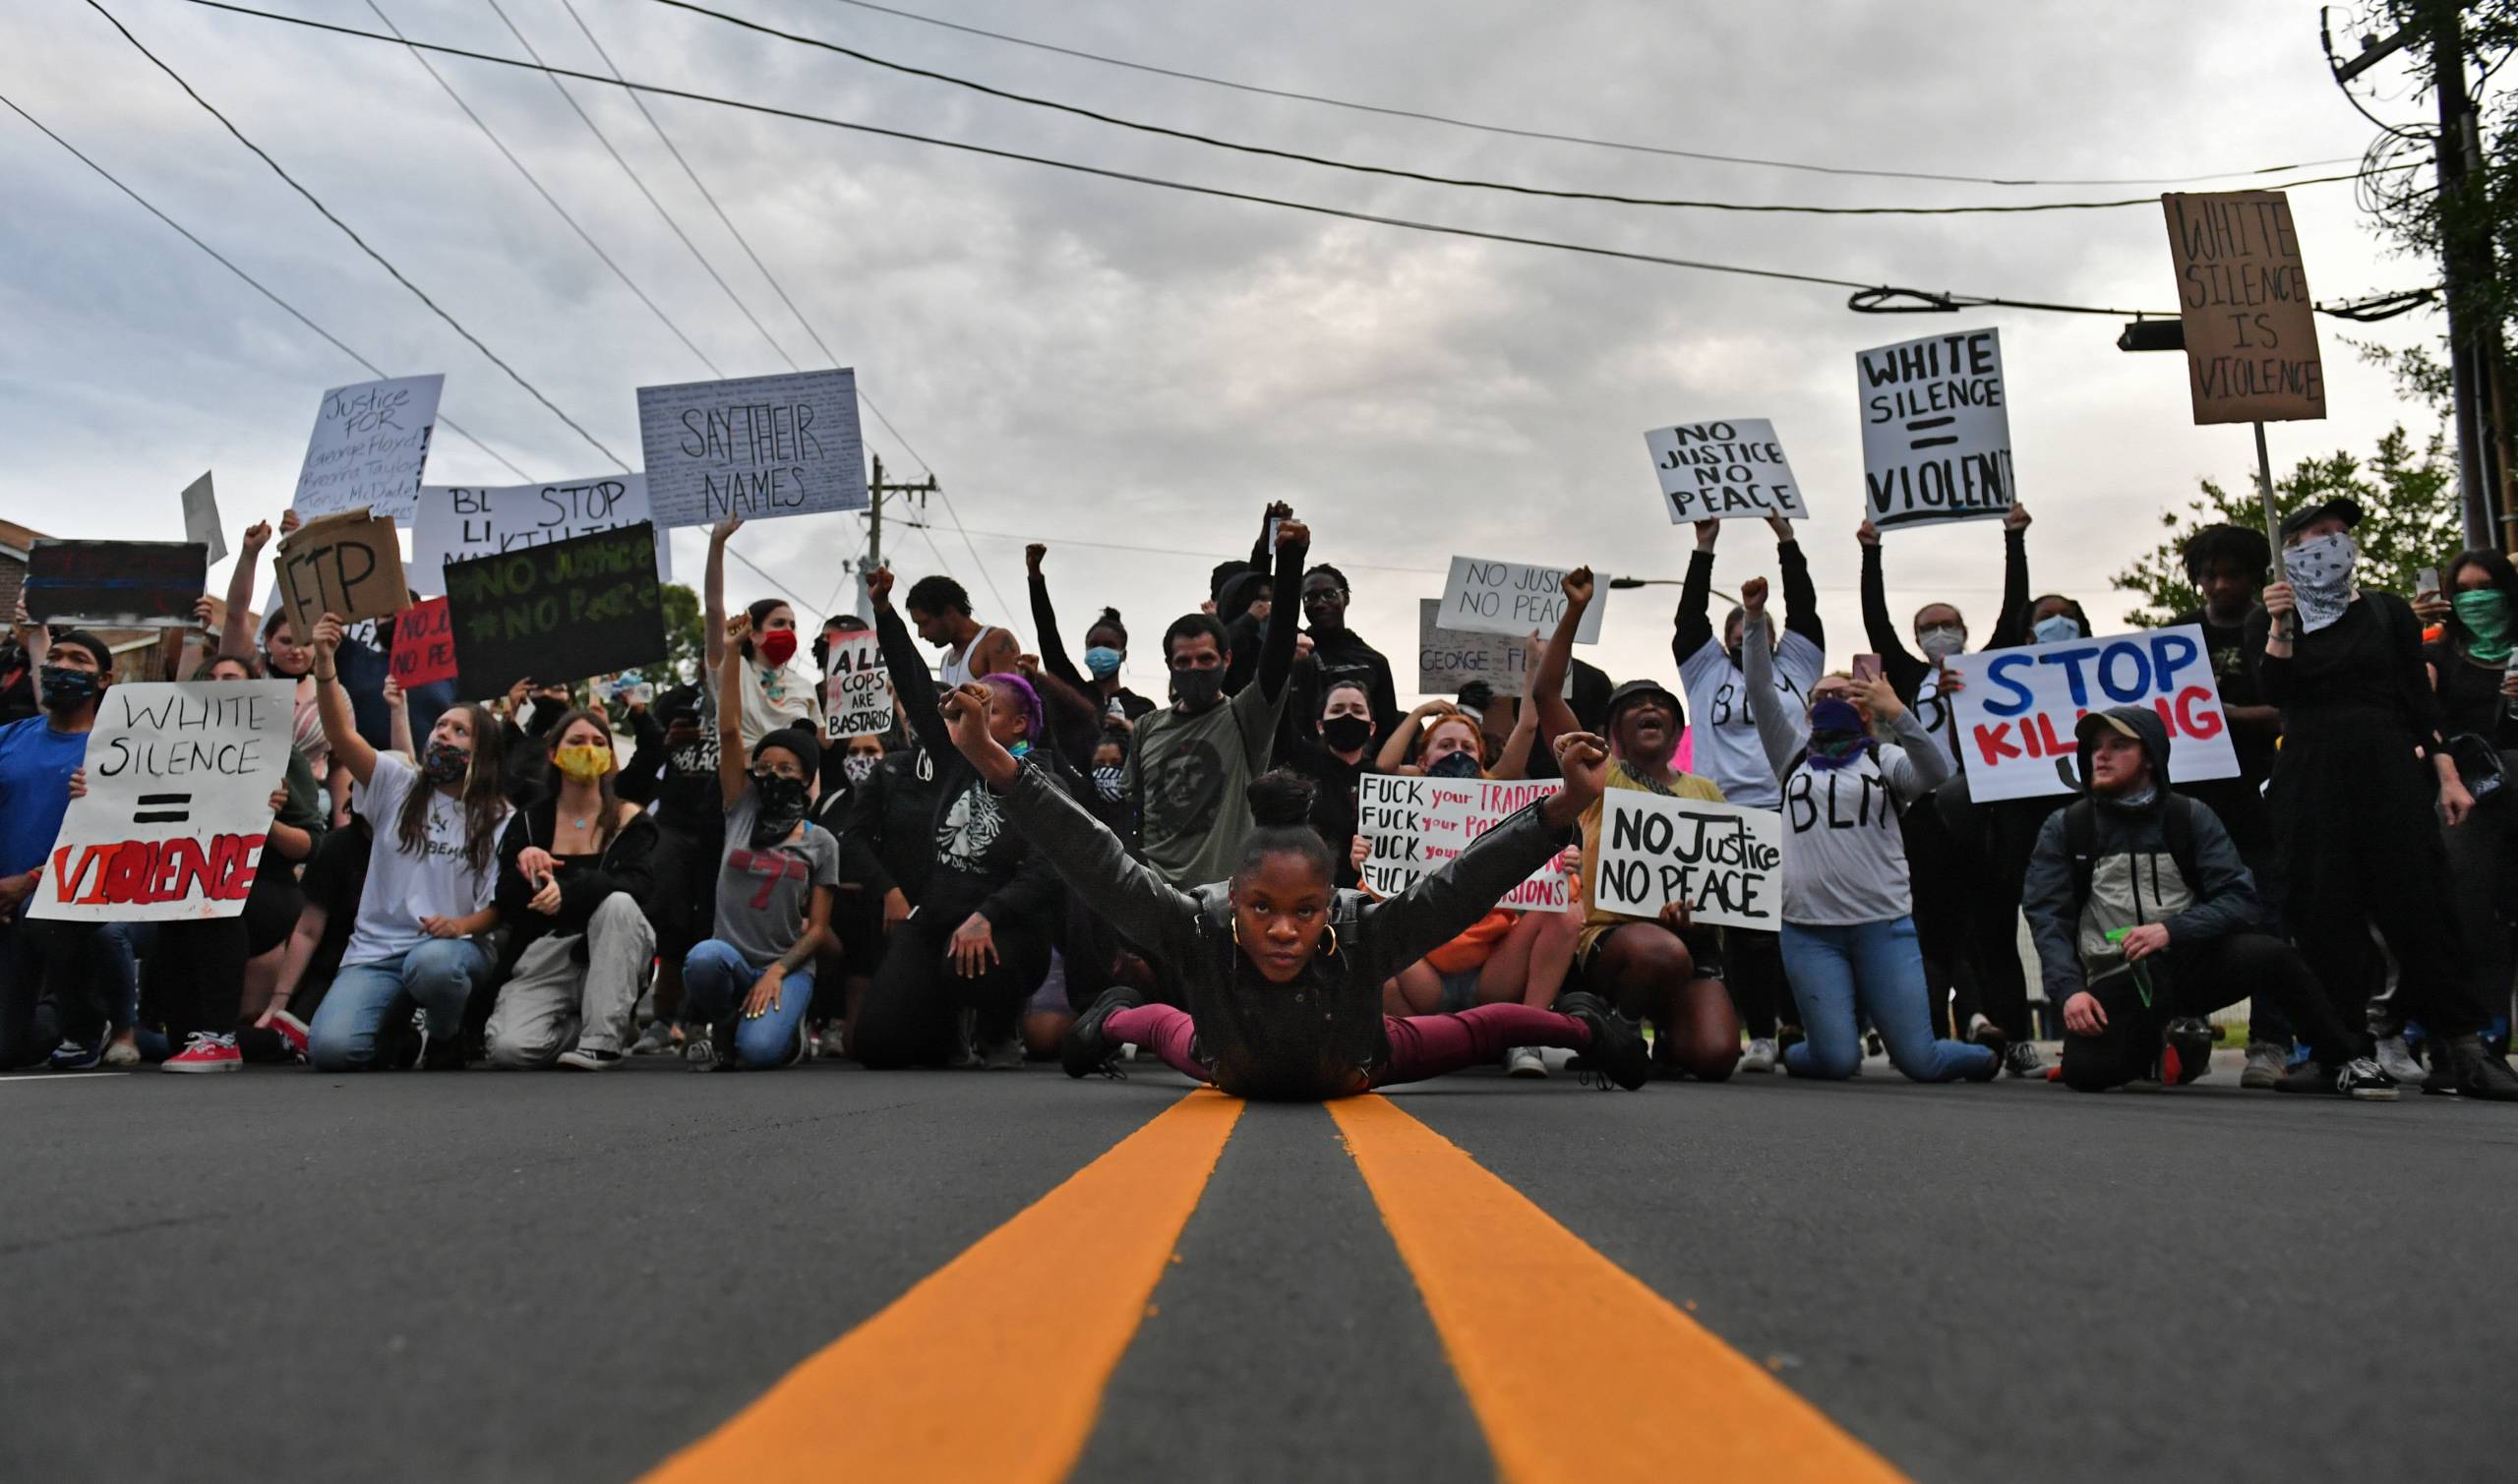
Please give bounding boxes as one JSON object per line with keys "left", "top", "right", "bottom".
{"left": 1678, "top": 631, "right": 1824, "bottom": 810}
{"left": 1908, "top": 667, "right": 1959, "bottom": 771}
{"left": 342, "top": 752, "right": 509, "bottom": 968}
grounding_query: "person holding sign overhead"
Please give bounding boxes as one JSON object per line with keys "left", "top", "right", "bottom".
{"left": 704, "top": 517, "right": 821, "bottom": 749}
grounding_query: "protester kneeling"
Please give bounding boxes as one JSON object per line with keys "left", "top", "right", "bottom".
{"left": 2022, "top": 707, "right": 2330, "bottom": 1095}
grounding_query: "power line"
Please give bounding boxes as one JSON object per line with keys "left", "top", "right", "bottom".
{"left": 649, "top": 0, "right": 2386, "bottom": 217}
{"left": 0, "top": 90, "right": 534, "bottom": 482}
{"left": 811, "top": 0, "right": 2367, "bottom": 190}
{"left": 362, "top": 0, "right": 724, "bottom": 376}
{"left": 86, "top": 0, "right": 627, "bottom": 469}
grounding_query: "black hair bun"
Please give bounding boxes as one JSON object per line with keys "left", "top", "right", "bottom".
{"left": 1099, "top": 606, "right": 1123, "bottom": 625}
{"left": 1245, "top": 768, "right": 1317, "bottom": 828}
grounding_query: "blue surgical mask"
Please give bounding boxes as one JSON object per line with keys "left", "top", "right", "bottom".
{"left": 1084, "top": 646, "right": 1124, "bottom": 679}
{"left": 2032, "top": 614, "right": 2082, "bottom": 646}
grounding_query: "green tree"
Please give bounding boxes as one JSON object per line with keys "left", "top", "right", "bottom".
{"left": 2111, "top": 425, "right": 2462, "bottom": 625}
{"left": 659, "top": 582, "right": 703, "bottom": 683}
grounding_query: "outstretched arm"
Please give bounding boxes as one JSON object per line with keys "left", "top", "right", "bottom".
{"left": 307, "top": 613, "right": 378, "bottom": 787}
{"left": 1026, "top": 544, "right": 1087, "bottom": 692}
{"left": 1855, "top": 519, "right": 1928, "bottom": 696}
{"left": 868, "top": 567, "right": 954, "bottom": 762}
{"left": 1772, "top": 516, "right": 1822, "bottom": 648}
{"left": 1988, "top": 504, "right": 2032, "bottom": 650}
{"left": 1529, "top": 566, "right": 1591, "bottom": 744}
{"left": 1364, "top": 733, "right": 1604, "bottom": 973}
{"left": 1255, "top": 519, "right": 1308, "bottom": 702}
{"left": 704, "top": 516, "right": 738, "bottom": 676}
{"left": 1739, "top": 602, "right": 1804, "bottom": 782}
{"left": 1671, "top": 520, "right": 1720, "bottom": 663}
{"left": 222, "top": 519, "right": 275, "bottom": 656}
{"left": 717, "top": 614, "right": 752, "bottom": 812}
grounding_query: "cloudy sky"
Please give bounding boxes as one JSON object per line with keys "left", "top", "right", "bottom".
{"left": 1, "top": 0, "right": 2450, "bottom": 700}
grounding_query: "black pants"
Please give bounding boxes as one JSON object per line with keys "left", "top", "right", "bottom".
{"left": 0, "top": 920, "right": 114, "bottom": 1068}
{"left": 853, "top": 909, "right": 1053, "bottom": 1068}
{"left": 2184, "top": 778, "right": 2291, "bottom": 1046}
{"left": 1901, "top": 790, "right": 1976, "bottom": 1039}
{"left": 1724, "top": 926, "right": 1783, "bottom": 1039}
{"left": 1936, "top": 778, "right": 2058, "bottom": 1040}
{"left": 143, "top": 869, "right": 302, "bottom": 1041}
{"left": 2060, "top": 932, "right": 2339, "bottom": 1092}
{"left": 2439, "top": 762, "right": 2518, "bottom": 1041}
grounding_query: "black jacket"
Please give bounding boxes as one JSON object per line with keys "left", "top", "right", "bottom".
{"left": 841, "top": 743, "right": 941, "bottom": 904}
{"left": 1859, "top": 526, "right": 2030, "bottom": 705}
{"left": 470, "top": 801, "right": 660, "bottom": 1035}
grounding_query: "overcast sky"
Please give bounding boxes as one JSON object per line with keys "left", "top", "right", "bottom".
{"left": 0, "top": 0, "right": 2452, "bottom": 699}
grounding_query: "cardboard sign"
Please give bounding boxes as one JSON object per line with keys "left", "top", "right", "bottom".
{"left": 2162, "top": 190, "right": 2325, "bottom": 425}
{"left": 444, "top": 522, "right": 668, "bottom": 700}
{"left": 1646, "top": 419, "right": 1809, "bottom": 522}
{"left": 1356, "top": 773, "right": 1568, "bottom": 911}
{"left": 1590, "top": 792, "right": 1784, "bottom": 931}
{"left": 30, "top": 680, "right": 295, "bottom": 922}
{"left": 180, "top": 472, "right": 227, "bottom": 564}
{"left": 274, "top": 508, "right": 411, "bottom": 639}
{"left": 389, "top": 597, "right": 456, "bottom": 687}
{"left": 636, "top": 368, "right": 867, "bottom": 528}
{"left": 1856, "top": 329, "right": 2014, "bottom": 531}
{"left": 1415, "top": 599, "right": 1571, "bottom": 698}
{"left": 821, "top": 632, "right": 893, "bottom": 742}
{"left": 1943, "top": 624, "right": 2242, "bottom": 802}
{"left": 290, "top": 375, "right": 443, "bottom": 518}
{"left": 1438, "top": 558, "right": 1607, "bottom": 644}
{"left": 24, "top": 541, "right": 207, "bottom": 627}
{"left": 412, "top": 475, "right": 672, "bottom": 582}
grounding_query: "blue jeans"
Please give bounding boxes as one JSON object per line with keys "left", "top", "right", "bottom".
{"left": 306, "top": 939, "right": 491, "bottom": 1072}
{"left": 95, "top": 921, "right": 150, "bottom": 1034}
{"left": 682, "top": 939, "right": 813, "bottom": 1069}
{"left": 1780, "top": 917, "right": 1996, "bottom": 1083}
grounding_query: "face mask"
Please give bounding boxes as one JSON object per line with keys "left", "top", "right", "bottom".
{"left": 422, "top": 740, "right": 471, "bottom": 785}
{"left": 553, "top": 743, "right": 613, "bottom": 783}
{"left": 756, "top": 629, "right": 799, "bottom": 668}
{"left": 2455, "top": 588, "right": 2514, "bottom": 663}
{"left": 1092, "top": 764, "right": 1125, "bottom": 802}
{"left": 2032, "top": 614, "right": 2082, "bottom": 646}
{"left": 37, "top": 665, "right": 101, "bottom": 713}
{"left": 1320, "top": 713, "right": 1373, "bottom": 753}
{"left": 1084, "top": 646, "right": 1124, "bottom": 679}
{"left": 1171, "top": 667, "right": 1225, "bottom": 710}
{"left": 2286, "top": 531, "right": 2358, "bottom": 633}
{"left": 749, "top": 771, "right": 811, "bottom": 846}
{"left": 843, "top": 753, "right": 880, "bottom": 785}
{"left": 1427, "top": 749, "right": 1481, "bottom": 779}
{"left": 1805, "top": 698, "right": 1873, "bottom": 772}
{"left": 1917, "top": 625, "right": 1965, "bottom": 662}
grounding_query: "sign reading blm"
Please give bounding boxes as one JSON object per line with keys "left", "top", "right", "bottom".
{"left": 444, "top": 522, "right": 668, "bottom": 700}
{"left": 1856, "top": 329, "right": 2013, "bottom": 531}
{"left": 637, "top": 369, "right": 867, "bottom": 528}
{"left": 1645, "top": 419, "right": 1808, "bottom": 523}
{"left": 2162, "top": 190, "right": 2324, "bottom": 425}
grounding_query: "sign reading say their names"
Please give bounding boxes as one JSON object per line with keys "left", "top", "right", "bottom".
{"left": 1646, "top": 419, "right": 1809, "bottom": 523}
{"left": 444, "top": 522, "right": 667, "bottom": 700}
{"left": 637, "top": 368, "right": 866, "bottom": 528}
{"left": 290, "top": 375, "right": 443, "bottom": 519}
{"left": 25, "top": 541, "right": 207, "bottom": 627}
{"left": 821, "top": 632, "right": 894, "bottom": 742}
{"left": 2162, "top": 190, "right": 2325, "bottom": 425}
{"left": 274, "top": 508, "right": 411, "bottom": 640}
{"left": 413, "top": 476, "right": 672, "bottom": 581}
{"left": 389, "top": 597, "right": 457, "bottom": 688}
{"left": 1416, "top": 599, "right": 1569, "bottom": 698}
{"left": 31, "top": 681, "right": 296, "bottom": 922}
{"left": 1356, "top": 773, "right": 1568, "bottom": 911}
{"left": 1942, "top": 623, "right": 2241, "bottom": 802}
{"left": 1856, "top": 329, "right": 2013, "bottom": 531}
{"left": 1438, "top": 558, "right": 1607, "bottom": 644}
{"left": 1590, "top": 791, "right": 1784, "bottom": 932}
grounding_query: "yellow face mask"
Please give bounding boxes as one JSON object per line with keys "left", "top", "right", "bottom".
{"left": 554, "top": 743, "right": 614, "bottom": 783}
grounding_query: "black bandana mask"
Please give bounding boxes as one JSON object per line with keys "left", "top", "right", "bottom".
{"left": 749, "top": 772, "right": 811, "bottom": 847}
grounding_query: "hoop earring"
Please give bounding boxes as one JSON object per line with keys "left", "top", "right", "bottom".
{"left": 1323, "top": 923, "right": 1339, "bottom": 957}
{"left": 1230, "top": 916, "right": 1240, "bottom": 946}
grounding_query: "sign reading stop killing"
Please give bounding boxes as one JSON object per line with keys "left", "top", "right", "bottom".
{"left": 1942, "top": 624, "right": 2242, "bottom": 802}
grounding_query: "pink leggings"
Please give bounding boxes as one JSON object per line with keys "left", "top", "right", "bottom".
{"left": 1102, "top": 1002, "right": 1593, "bottom": 1093}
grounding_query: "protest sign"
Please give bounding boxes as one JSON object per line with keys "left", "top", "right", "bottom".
{"left": 1645, "top": 419, "right": 1809, "bottom": 523}
{"left": 821, "top": 631, "right": 894, "bottom": 742}
{"left": 412, "top": 475, "right": 672, "bottom": 582}
{"left": 1856, "top": 329, "right": 2014, "bottom": 531}
{"left": 2162, "top": 190, "right": 2324, "bottom": 425}
{"left": 274, "top": 508, "right": 410, "bottom": 640}
{"left": 1355, "top": 774, "right": 1568, "bottom": 911}
{"left": 24, "top": 541, "right": 207, "bottom": 627}
{"left": 290, "top": 375, "right": 442, "bottom": 519}
{"left": 1942, "top": 623, "right": 2241, "bottom": 802}
{"left": 180, "top": 472, "right": 226, "bottom": 564}
{"left": 30, "top": 680, "right": 295, "bottom": 922}
{"left": 444, "top": 522, "right": 667, "bottom": 699}
{"left": 1590, "top": 792, "right": 1784, "bottom": 931}
{"left": 1416, "top": 600, "right": 1570, "bottom": 698}
{"left": 1438, "top": 558, "right": 1607, "bottom": 644}
{"left": 636, "top": 368, "right": 866, "bottom": 528}
{"left": 389, "top": 597, "right": 456, "bottom": 687}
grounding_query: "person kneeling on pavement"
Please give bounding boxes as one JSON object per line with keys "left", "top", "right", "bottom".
{"left": 2023, "top": 706, "right": 2357, "bottom": 1095}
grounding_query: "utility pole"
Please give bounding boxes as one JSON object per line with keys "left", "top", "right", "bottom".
{"left": 855, "top": 452, "right": 937, "bottom": 618}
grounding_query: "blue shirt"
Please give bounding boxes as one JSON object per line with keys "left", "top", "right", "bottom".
{"left": 0, "top": 714, "right": 90, "bottom": 879}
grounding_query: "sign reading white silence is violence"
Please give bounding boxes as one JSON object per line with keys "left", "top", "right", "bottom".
{"left": 31, "top": 681, "right": 296, "bottom": 922}
{"left": 1645, "top": 419, "right": 1809, "bottom": 523}
{"left": 1856, "top": 329, "right": 2012, "bottom": 531}
{"left": 1356, "top": 774, "right": 1569, "bottom": 911}
{"left": 1942, "top": 624, "right": 2241, "bottom": 802}
{"left": 1437, "top": 558, "right": 1606, "bottom": 644}
{"left": 1590, "top": 792, "right": 1783, "bottom": 932}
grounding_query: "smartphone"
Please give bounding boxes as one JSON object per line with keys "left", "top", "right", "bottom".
{"left": 2418, "top": 566, "right": 2442, "bottom": 599}
{"left": 1851, "top": 654, "right": 1884, "bottom": 683}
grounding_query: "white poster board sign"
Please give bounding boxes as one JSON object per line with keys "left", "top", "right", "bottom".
{"left": 412, "top": 476, "right": 671, "bottom": 582}
{"left": 1356, "top": 774, "right": 1568, "bottom": 911}
{"left": 636, "top": 368, "right": 867, "bottom": 528}
{"left": 1415, "top": 599, "right": 1569, "bottom": 698}
{"left": 1942, "top": 624, "right": 2241, "bottom": 802}
{"left": 30, "top": 681, "right": 296, "bottom": 922}
{"left": 1590, "top": 791, "right": 1783, "bottom": 931}
{"left": 1438, "top": 558, "right": 1606, "bottom": 644}
{"left": 1855, "top": 329, "right": 2012, "bottom": 531}
{"left": 181, "top": 471, "right": 227, "bottom": 564}
{"left": 290, "top": 375, "right": 443, "bottom": 519}
{"left": 821, "top": 632, "right": 895, "bottom": 742}
{"left": 1646, "top": 419, "right": 1809, "bottom": 523}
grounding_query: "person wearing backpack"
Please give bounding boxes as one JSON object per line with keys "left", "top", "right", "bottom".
{"left": 2021, "top": 706, "right": 2366, "bottom": 1095}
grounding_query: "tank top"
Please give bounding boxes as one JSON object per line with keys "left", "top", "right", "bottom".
{"left": 937, "top": 625, "right": 999, "bottom": 688}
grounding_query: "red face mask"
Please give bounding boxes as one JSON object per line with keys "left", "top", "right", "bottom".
{"left": 757, "top": 629, "right": 799, "bottom": 667}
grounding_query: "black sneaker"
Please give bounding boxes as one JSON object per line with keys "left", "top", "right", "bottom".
{"left": 1557, "top": 991, "right": 1649, "bottom": 1092}
{"left": 2162, "top": 1018, "right": 2214, "bottom": 1086}
{"left": 2334, "top": 1056, "right": 2402, "bottom": 1101}
{"left": 2454, "top": 1039, "right": 2518, "bottom": 1101}
{"left": 1062, "top": 987, "right": 1143, "bottom": 1079}
{"left": 1966, "top": 1017, "right": 2008, "bottom": 1074}
{"left": 2004, "top": 1040, "right": 2050, "bottom": 1081}
{"left": 418, "top": 1027, "right": 467, "bottom": 1071}
{"left": 2273, "top": 1058, "right": 2331, "bottom": 1095}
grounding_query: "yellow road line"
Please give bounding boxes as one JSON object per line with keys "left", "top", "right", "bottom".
{"left": 641, "top": 1090, "right": 1243, "bottom": 1484}
{"left": 1329, "top": 1096, "right": 1908, "bottom": 1483}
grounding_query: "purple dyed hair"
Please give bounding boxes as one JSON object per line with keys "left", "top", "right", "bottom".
{"left": 980, "top": 672, "right": 1046, "bottom": 748}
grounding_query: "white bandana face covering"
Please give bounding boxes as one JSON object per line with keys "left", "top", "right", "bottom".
{"left": 2287, "top": 530, "right": 2358, "bottom": 633}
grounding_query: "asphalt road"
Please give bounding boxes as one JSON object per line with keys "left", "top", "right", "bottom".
{"left": 5, "top": 1053, "right": 2515, "bottom": 1483}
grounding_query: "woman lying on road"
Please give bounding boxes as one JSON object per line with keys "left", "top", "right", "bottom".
{"left": 929, "top": 681, "right": 1650, "bottom": 1098}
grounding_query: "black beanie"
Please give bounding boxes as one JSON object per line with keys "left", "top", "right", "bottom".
{"left": 753, "top": 725, "right": 821, "bottom": 776}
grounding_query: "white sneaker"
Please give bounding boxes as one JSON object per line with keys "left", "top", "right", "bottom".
{"left": 2372, "top": 1035, "right": 2425, "bottom": 1085}
{"left": 1738, "top": 1037, "right": 1777, "bottom": 1074}
{"left": 1504, "top": 1044, "right": 1548, "bottom": 1079}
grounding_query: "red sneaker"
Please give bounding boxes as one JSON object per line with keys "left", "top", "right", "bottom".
{"left": 163, "top": 1032, "right": 243, "bottom": 1074}
{"left": 267, "top": 1010, "right": 311, "bottom": 1063}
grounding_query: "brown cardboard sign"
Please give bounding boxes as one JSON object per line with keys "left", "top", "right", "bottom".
{"left": 2162, "top": 190, "right": 2325, "bottom": 425}
{"left": 274, "top": 507, "right": 411, "bottom": 638}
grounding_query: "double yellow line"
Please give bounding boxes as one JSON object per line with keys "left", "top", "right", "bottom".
{"left": 643, "top": 1091, "right": 1904, "bottom": 1483}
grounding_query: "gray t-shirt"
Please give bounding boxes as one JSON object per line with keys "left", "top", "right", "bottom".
{"left": 1124, "top": 682, "right": 1285, "bottom": 889}
{"left": 715, "top": 791, "right": 842, "bottom": 968}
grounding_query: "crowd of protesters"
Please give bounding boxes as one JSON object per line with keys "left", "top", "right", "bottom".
{"left": 1, "top": 490, "right": 2514, "bottom": 1106}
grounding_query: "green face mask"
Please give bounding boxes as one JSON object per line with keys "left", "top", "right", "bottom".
{"left": 2455, "top": 588, "right": 2514, "bottom": 663}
